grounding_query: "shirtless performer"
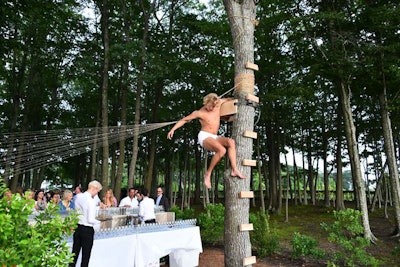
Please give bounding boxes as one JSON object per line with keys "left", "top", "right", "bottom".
{"left": 167, "top": 93, "right": 246, "bottom": 189}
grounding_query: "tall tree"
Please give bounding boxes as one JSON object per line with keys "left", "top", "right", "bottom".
{"left": 96, "top": 0, "right": 111, "bottom": 192}
{"left": 223, "top": 0, "right": 257, "bottom": 266}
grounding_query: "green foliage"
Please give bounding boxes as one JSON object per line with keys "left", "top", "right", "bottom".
{"left": 197, "top": 204, "right": 224, "bottom": 243}
{"left": 0, "top": 182, "right": 78, "bottom": 267}
{"left": 249, "top": 211, "right": 279, "bottom": 257}
{"left": 290, "top": 232, "right": 325, "bottom": 259}
{"left": 169, "top": 206, "right": 195, "bottom": 220}
{"left": 321, "top": 209, "right": 381, "bottom": 267}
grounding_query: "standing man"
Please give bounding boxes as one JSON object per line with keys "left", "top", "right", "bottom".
{"left": 138, "top": 188, "right": 156, "bottom": 224}
{"left": 70, "top": 180, "right": 103, "bottom": 267}
{"left": 155, "top": 187, "right": 170, "bottom": 211}
{"left": 119, "top": 187, "right": 139, "bottom": 208}
{"left": 167, "top": 93, "right": 246, "bottom": 189}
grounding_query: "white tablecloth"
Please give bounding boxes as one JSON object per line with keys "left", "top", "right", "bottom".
{"left": 70, "top": 226, "right": 202, "bottom": 267}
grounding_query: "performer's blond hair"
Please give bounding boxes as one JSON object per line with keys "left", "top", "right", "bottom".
{"left": 203, "top": 93, "right": 219, "bottom": 106}
{"left": 88, "top": 180, "right": 102, "bottom": 191}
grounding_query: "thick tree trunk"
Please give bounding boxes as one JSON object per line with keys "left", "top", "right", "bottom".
{"left": 339, "top": 81, "right": 376, "bottom": 242}
{"left": 223, "top": 1, "right": 256, "bottom": 266}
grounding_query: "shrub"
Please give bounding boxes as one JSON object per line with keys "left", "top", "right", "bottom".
{"left": 169, "top": 205, "right": 195, "bottom": 220}
{"left": 291, "top": 232, "right": 325, "bottom": 259}
{"left": 0, "top": 182, "right": 78, "bottom": 267}
{"left": 197, "top": 203, "right": 224, "bottom": 243}
{"left": 321, "top": 209, "right": 381, "bottom": 267}
{"left": 249, "top": 211, "right": 279, "bottom": 257}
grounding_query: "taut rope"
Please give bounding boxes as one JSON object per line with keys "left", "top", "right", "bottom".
{"left": 0, "top": 121, "right": 177, "bottom": 175}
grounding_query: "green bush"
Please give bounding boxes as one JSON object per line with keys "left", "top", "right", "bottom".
{"left": 197, "top": 203, "right": 224, "bottom": 243}
{"left": 0, "top": 183, "right": 78, "bottom": 267}
{"left": 291, "top": 232, "right": 325, "bottom": 259}
{"left": 169, "top": 205, "right": 195, "bottom": 220}
{"left": 321, "top": 209, "right": 381, "bottom": 267}
{"left": 249, "top": 211, "right": 279, "bottom": 257}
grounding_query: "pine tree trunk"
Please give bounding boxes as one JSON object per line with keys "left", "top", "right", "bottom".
{"left": 223, "top": 0, "right": 256, "bottom": 266}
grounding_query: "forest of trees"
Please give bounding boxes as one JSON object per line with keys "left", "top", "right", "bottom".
{"left": 1, "top": 0, "right": 400, "bottom": 237}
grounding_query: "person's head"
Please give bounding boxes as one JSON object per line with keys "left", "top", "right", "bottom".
{"left": 3, "top": 189, "right": 12, "bottom": 200}
{"left": 35, "top": 189, "right": 45, "bottom": 201}
{"left": 74, "top": 185, "right": 82, "bottom": 195}
{"left": 203, "top": 93, "right": 218, "bottom": 111}
{"left": 87, "top": 180, "right": 102, "bottom": 197}
{"left": 25, "top": 189, "right": 35, "bottom": 200}
{"left": 140, "top": 188, "right": 149, "bottom": 197}
{"left": 62, "top": 190, "right": 73, "bottom": 202}
{"left": 157, "top": 187, "right": 163, "bottom": 197}
{"left": 105, "top": 189, "right": 114, "bottom": 198}
{"left": 51, "top": 192, "right": 61, "bottom": 204}
{"left": 128, "top": 187, "right": 136, "bottom": 199}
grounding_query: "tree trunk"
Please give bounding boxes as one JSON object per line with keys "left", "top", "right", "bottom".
{"left": 378, "top": 82, "right": 400, "bottom": 236}
{"left": 114, "top": 0, "right": 130, "bottom": 202}
{"left": 98, "top": 0, "right": 110, "bottom": 193}
{"left": 335, "top": 97, "right": 345, "bottom": 210}
{"left": 128, "top": 0, "right": 154, "bottom": 188}
{"left": 223, "top": 1, "right": 256, "bottom": 266}
{"left": 339, "top": 80, "right": 376, "bottom": 242}
{"left": 307, "top": 133, "right": 315, "bottom": 205}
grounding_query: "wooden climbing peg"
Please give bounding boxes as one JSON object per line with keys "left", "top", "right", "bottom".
{"left": 245, "top": 94, "right": 259, "bottom": 103}
{"left": 239, "top": 223, "right": 254, "bottom": 231}
{"left": 242, "top": 159, "right": 256, "bottom": 167}
{"left": 243, "top": 131, "right": 257, "bottom": 139}
{"left": 243, "top": 256, "right": 257, "bottom": 266}
{"left": 245, "top": 62, "right": 259, "bottom": 71}
{"left": 238, "top": 191, "right": 254, "bottom": 198}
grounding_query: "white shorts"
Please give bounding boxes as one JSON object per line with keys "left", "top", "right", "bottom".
{"left": 198, "top": 131, "right": 219, "bottom": 147}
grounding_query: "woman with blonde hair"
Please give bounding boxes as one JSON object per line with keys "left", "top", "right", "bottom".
{"left": 59, "top": 189, "right": 74, "bottom": 211}
{"left": 103, "top": 189, "right": 118, "bottom": 208}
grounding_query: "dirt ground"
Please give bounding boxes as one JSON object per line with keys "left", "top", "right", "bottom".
{"left": 198, "top": 247, "right": 313, "bottom": 267}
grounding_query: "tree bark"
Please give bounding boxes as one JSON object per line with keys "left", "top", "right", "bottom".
{"left": 335, "top": 103, "right": 345, "bottom": 211}
{"left": 98, "top": 0, "right": 111, "bottom": 193}
{"left": 128, "top": 0, "right": 154, "bottom": 188}
{"left": 339, "top": 80, "right": 376, "bottom": 241}
{"left": 223, "top": 0, "right": 256, "bottom": 266}
{"left": 378, "top": 80, "right": 400, "bottom": 236}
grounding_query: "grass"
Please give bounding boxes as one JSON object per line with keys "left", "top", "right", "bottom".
{"left": 262, "top": 203, "right": 399, "bottom": 266}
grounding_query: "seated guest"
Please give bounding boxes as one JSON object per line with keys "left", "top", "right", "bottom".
{"left": 103, "top": 189, "right": 118, "bottom": 208}
{"left": 59, "top": 189, "right": 74, "bottom": 211}
{"left": 119, "top": 187, "right": 139, "bottom": 208}
{"left": 34, "top": 189, "right": 47, "bottom": 211}
{"left": 155, "top": 187, "right": 170, "bottom": 211}
{"left": 50, "top": 191, "right": 61, "bottom": 205}
{"left": 138, "top": 188, "right": 156, "bottom": 224}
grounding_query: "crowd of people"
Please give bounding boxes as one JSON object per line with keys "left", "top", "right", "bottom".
{"left": 2, "top": 184, "right": 170, "bottom": 215}
{"left": 2, "top": 183, "right": 171, "bottom": 267}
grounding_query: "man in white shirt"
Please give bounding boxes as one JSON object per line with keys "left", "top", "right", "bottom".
{"left": 70, "top": 180, "right": 103, "bottom": 267}
{"left": 119, "top": 187, "right": 139, "bottom": 208}
{"left": 138, "top": 188, "right": 156, "bottom": 223}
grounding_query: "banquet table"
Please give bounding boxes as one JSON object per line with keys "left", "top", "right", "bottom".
{"left": 69, "top": 225, "right": 202, "bottom": 267}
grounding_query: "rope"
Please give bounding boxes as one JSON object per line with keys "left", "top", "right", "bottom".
{"left": 218, "top": 82, "right": 242, "bottom": 98}
{"left": 0, "top": 121, "right": 177, "bottom": 175}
